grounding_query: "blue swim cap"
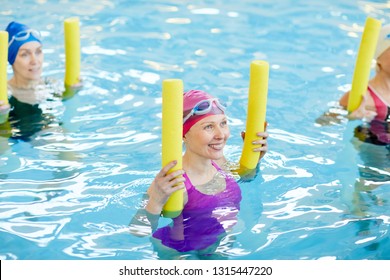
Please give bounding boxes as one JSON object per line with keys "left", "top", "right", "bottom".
{"left": 5, "top": 21, "right": 42, "bottom": 65}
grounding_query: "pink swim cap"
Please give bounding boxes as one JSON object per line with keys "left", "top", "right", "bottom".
{"left": 183, "top": 90, "right": 225, "bottom": 136}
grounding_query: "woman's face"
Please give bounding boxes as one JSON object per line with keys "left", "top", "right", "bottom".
{"left": 184, "top": 114, "right": 230, "bottom": 160}
{"left": 12, "top": 41, "right": 43, "bottom": 82}
{"left": 377, "top": 47, "right": 390, "bottom": 75}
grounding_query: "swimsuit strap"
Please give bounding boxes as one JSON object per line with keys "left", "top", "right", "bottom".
{"left": 183, "top": 161, "right": 223, "bottom": 192}
{"left": 211, "top": 160, "right": 221, "bottom": 171}
{"left": 182, "top": 172, "right": 192, "bottom": 191}
{"left": 367, "top": 85, "right": 390, "bottom": 121}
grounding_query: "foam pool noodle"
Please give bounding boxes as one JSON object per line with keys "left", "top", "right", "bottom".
{"left": 161, "top": 79, "right": 184, "bottom": 218}
{"left": 0, "top": 31, "right": 8, "bottom": 106}
{"left": 347, "top": 17, "right": 381, "bottom": 112}
{"left": 64, "top": 17, "right": 81, "bottom": 86}
{"left": 239, "top": 60, "right": 269, "bottom": 170}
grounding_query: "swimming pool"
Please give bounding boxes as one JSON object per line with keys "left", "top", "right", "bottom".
{"left": 0, "top": 0, "right": 389, "bottom": 260}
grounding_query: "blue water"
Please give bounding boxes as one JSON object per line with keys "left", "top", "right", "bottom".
{"left": 0, "top": 0, "right": 389, "bottom": 260}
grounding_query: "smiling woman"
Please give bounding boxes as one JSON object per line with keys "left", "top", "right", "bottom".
{"left": 129, "top": 89, "right": 268, "bottom": 258}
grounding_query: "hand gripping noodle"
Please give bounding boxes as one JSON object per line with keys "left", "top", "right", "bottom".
{"left": 348, "top": 17, "right": 381, "bottom": 112}
{"left": 0, "top": 31, "right": 8, "bottom": 105}
{"left": 239, "top": 60, "right": 269, "bottom": 170}
{"left": 64, "top": 17, "right": 81, "bottom": 86}
{"left": 161, "top": 79, "right": 184, "bottom": 218}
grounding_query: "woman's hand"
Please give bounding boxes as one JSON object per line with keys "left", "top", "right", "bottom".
{"left": 252, "top": 131, "right": 268, "bottom": 160}
{"left": 241, "top": 122, "right": 269, "bottom": 161}
{"left": 0, "top": 100, "right": 10, "bottom": 115}
{"left": 145, "top": 160, "right": 185, "bottom": 215}
{"left": 348, "top": 95, "right": 377, "bottom": 122}
{"left": 0, "top": 101, "right": 10, "bottom": 124}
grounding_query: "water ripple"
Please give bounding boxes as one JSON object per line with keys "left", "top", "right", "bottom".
{"left": 270, "top": 128, "right": 326, "bottom": 146}
{"left": 0, "top": 218, "right": 70, "bottom": 247}
{"left": 60, "top": 223, "right": 134, "bottom": 259}
{"left": 35, "top": 142, "right": 104, "bottom": 152}
{"left": 72, "top": 112, "right": 124, "bottom": 123}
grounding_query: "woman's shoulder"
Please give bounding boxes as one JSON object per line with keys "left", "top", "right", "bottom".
{"left": 339, "top": 91, "right": 350, "bottom": 107}
{"left": 339, "top": 88, "right": 375, "bottom": 109}
{"left": 213, "top": 160, "right": 241, "bottom": 182}
{"left": 7, "top": 77, "right": 64, "bottom": 105}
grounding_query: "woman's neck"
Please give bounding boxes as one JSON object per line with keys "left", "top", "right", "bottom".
{"left": 9, "top": 76, "right": 41, "bottom": 89}
{"left": 183, "top": 152, "right": 217, "bottom": 185}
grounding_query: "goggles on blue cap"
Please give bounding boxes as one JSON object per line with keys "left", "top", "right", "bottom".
{"left": 8, "top": 29, "right": 42, "bottom": 47}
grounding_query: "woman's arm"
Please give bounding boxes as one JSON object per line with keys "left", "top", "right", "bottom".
{"left": 129, "top": 194, "right": 161, "bottom": 237}
{"left": 339, "top": 90, "right": 377, "bottom": 121}
{"left": 339, "top": 91, "right": 350, "bottom": 107}
{"left": 129, "top": 161, "right": 185, "bottom": 237}
{"left": 145, "top": 160, "right": 185, "bottom": 214}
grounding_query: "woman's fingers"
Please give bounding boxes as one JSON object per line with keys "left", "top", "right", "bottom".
{"left": 252, "top": 132, "right": 268, "bottom": 147}
{"left": 163, "top": 172, "right": 185, "bottom": 188}
{"left": 253, "top": 144, "right": 268, "bottom": 153}
{"left": 0, "top": 103, "right": 11, "bottom": 114}
{"left": 160, "top": 168, "right": 184, "bottom": 185}
{"left": 157, "top": 160, "right": 178, "bottom": 177}
{"left": 252, "top": 138, "right": 267, "bottom": 146}
{"left": 155, "top": 160, "right": 185, "bottom": 192}
{"left": 256, "top": 131, "right": 269, "bottom": 139}
{"left": 252, "top": 131, "right": 269, "bottom": 158}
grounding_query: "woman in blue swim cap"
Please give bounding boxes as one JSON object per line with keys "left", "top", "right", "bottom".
{"left": 8, "top": 21, "right": 43, "bottom": 87}
{"left": 0, "top": 21, "right": 45, "bottom": 113}
{"left": 0, "top": 21, "right": 69, "bottom": 140}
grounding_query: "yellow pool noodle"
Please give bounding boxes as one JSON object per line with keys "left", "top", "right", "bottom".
{"left": 161, "top": 79, "right": 184, "bottom": 218}
{"left": 0, "top": 31, "right": 9, "bottom": 105}
{"left": 347, "top": 17, "right": 381, "bottom": 112}
{"left": 64, "top": 17, "right": 81, "bottom": 86}
{"left": 239, "top": 60, "right": 269, "bottom": 170}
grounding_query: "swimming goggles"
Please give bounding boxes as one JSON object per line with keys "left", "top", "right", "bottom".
{"left": 183, "top": 98, "right": 226, "bottom": 124}
{"left": 8, "top": 29, "right": 42, "bottom": 47}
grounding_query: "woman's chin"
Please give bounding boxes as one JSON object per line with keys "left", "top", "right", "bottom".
{"left": 209, "top": 151, "right": 225, "bottom": 160}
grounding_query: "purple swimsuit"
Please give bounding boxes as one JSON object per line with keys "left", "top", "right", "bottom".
{"left": 152, "top": 161, "right": 241, "bottom": 252}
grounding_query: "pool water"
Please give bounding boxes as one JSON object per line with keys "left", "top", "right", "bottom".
{"left": 0, "top": 0, "right": 389, "bottom": 260}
